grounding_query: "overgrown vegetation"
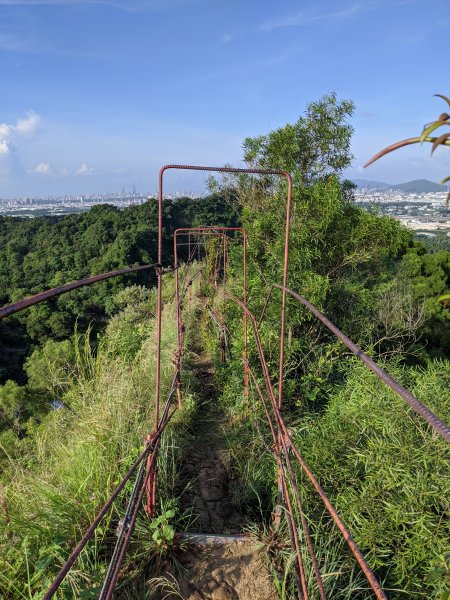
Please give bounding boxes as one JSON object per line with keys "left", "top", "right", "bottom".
{"left": 0, "top": 194, "right": 239, "bottom": 384}
{"left": 0, "top": 92, "right": 449, "bottom": 598}
{"left": 0, "top": 279, "right": 201, "bottom": 598}
{"left": 209, "top": 94, "right": 450, "bottom": 597}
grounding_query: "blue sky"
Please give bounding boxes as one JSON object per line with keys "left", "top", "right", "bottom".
{"left": 0, "top": 0, "right": 448, "bottom": 195}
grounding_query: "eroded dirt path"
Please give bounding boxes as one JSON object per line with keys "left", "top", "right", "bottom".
{"left": 178, "top": 542, "right": 276, "bottom": 600}
{"left": 174, "top": 326, "right": 277, "bottom": 600}
{"left": 179, "top": 356, "right": 241, "bottom": 534}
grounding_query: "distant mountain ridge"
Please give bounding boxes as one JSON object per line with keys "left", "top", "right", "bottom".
{"left": 351, "top": 179, "right": 390, "bottom": 190}
{"left": 352, "top": 178, "right": 449, "bottom": 193}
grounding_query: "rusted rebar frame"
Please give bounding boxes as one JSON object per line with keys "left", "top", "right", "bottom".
{"left": 0, "top": 260, "right": 193, "bottom": 599}
{"left": 42, "top": 375, "right": 178, "bottom": 600}
{"left": 0, "top": 263, "right": 160, "bottom": 319}
{"left": 262, "top": 284, "right": 450, "bottom": 444}
{"left": 155, "top": 165, "right": 292, "bottom": 439}
{"left": 174, "top": 230, "right": 230, "bottom": 380}
{"left": 225, "top": 291, "right": 388, "bottom": 600}
{"left": 174, "top": 226, "right": 247, "bottom": 404}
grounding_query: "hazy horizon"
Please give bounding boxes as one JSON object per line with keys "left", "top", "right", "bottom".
{"left": 1, "top": 0, "right": 448, "bottom": 196}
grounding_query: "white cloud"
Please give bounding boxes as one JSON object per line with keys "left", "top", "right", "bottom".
{"left": 0, "top": 123, "right": 13, "bottom": 138}
{"left": 0, "top": 123, "right": 13, "bottom": 155}
{"left": 33, "top": 162, "right": 51, "bottom": 174}
{"left": 221, "top": 33, "right": 232, "bottom": 43}
{"left": 76, "top": 163, "right": 94, "bottom": 175}
{"left": 0, "top": 140, "right": 10, "bottom": 155}
{"left": 0, "top": 111, "right": 40, "bottom": 156}
{"left": 16, "top": 111, "right": 40, "bottom": 135}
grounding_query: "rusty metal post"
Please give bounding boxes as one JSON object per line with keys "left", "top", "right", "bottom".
{"left": 198, "top": 238, "right": 201, "bottom": 285}
{"left": 278, "top": 175, "right": 292, "bottom": 410}
{"left": 148, "top": 167, "right": 165, "bottom": 520}
{"left": 223, "top": 235, "right": 227, "bottom": 290}
{"left": 174, "top": 236, "right": 182, "bottom": 409}
{"left": 243, "top": 229, "right": 248, "bottom": 400}
{"left": 187, "top": 233, "right": 191, "bottom": 311}
{"left": 155, "top": 167, "right": 165, "bottom": 428}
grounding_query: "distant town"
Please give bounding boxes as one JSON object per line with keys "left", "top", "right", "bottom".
{"left": 354, "top": 182, "right": 450, "bottom": 235}
{"left": 0, "top": 188, "right": 203, "bottom": 219}
{"left": 1, "top": 180, "right": 449, "bottom": 235}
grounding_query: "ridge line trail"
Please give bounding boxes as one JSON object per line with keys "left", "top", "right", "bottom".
{"left": 174, "top": 305, "right": 277, "bottom": 600}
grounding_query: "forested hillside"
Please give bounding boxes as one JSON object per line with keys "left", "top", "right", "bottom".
{"left": 0, "top": 194, "right": 239, "bottom": 384}
{"left": 0, "top": 94, "right": 449, "bottom": 598}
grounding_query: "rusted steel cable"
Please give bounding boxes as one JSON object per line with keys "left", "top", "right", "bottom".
{"left": 272, "top": 284, "right": 450, "bottom": 445}
{"left": 279, "top": 462, "right": 308, "bottom": 600}
{"left": 42, "top": 434, "right": 159, "bottom": 600}
{"left": 282, "top": 449, "right": 326, "bottom": 599}
{"left": 247, "top": 366, "right": 326, "bottom": 599}
{"left": 100, "top": 373, "right": 179, "bottom": 600}
{"left": 226, "top": 292, "right": 387, "bottom": 600}
{"left": 247, "top": 368, "right": 307, "bottom": 599}
{"left": 44, "top": 368, "right": 179, "bottom": 600}
{"left": 98, "top": 460, "right": 147, "bottom": 599}
{"left": 0, "top": 263, "right": 160, "bottom": 319}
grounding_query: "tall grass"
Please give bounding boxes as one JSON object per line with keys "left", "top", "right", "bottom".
{"left": 0, "top": 283, "right": 199, "bottom": 599}
{"left": 209, "top": 282, "right": 449, "bottom": 598}
{"left": 293, "top": 359, "right": 450, "bottom": 598}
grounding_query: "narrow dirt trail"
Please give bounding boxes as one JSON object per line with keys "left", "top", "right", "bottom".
{"left": 174, "top": 318, "right": 277, "bottom": 600}
{"left": 179, "top": 354, "right": 242, "bottom": 535}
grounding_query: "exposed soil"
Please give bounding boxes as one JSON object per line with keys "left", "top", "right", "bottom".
{"left": 179, "top": 356, "right": 241, "bottom": 534}
{"left": 176, "top": 542, "right": 276, "bottom": 600}
{"left": 171, "top": 325, "right": 277, "bottom": 600}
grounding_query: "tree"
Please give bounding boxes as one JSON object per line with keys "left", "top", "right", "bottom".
{"left": 243, "top": 93, "right": 355, "bottom": 185}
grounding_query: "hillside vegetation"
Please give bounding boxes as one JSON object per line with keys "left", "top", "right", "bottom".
{"left": 0, "top": 93, "right": 448, "bottom": 598}
{"left": 0, "top": 280, "right": 202, "bottom": 598}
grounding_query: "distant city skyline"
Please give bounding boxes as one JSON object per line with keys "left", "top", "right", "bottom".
{"left": 1, "top": 176, "right": 449, "bottom": 203}
{"left": 1, "top": 0, "right": 448, "bottom": 196}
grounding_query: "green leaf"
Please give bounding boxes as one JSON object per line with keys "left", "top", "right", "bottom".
{"left": 162, "top": 525, "right": 175, "bottom": 541}
{"left": 164, "top": 509, "right": 175, "bottom": 519}
{"left": 420, "top": 121, "right": 447, "bottom": 142}
{"left": 35, "top": 554, "right": 53, "bottom": 570}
